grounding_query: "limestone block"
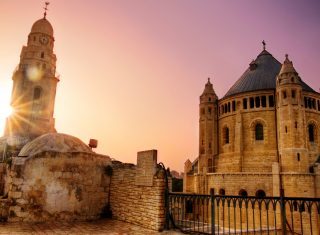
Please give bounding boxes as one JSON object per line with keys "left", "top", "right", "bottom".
{"left": 9, "top": 191, "right": 22, "bottom": 199}
{"left": 135, "top": 150, "right": 157, "bottom": 186}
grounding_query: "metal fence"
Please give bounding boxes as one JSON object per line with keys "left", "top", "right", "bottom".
{"left": 166, "top": 191, "right": 320, "bottom": 234}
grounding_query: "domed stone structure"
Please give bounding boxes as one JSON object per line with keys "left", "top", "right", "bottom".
{"left": 185, "top": 44, "right": 320, "bottom": 199}
{"left": 19, "top": 133, "right": 92, "bottom": 157}
{"left": 30, "top": 18, "right": 54, "bottom": 36}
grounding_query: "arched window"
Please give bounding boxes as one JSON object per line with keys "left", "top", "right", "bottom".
{"left": 255, "top": 190, "right": 266, "bottom": 197}
{"left": 224, "top": 127, "right": 229, "bottom": 144}
{"left": 219, "top": 189, "right": 225, "bottom": 195}
{"left": 308, "top": 124, "right": 315, "bottom": 142}
{"left": 255, "top": 123, "right": 264, "bottom": 140}
{"left": 239, "top": 189, "right": 248, "bottom": 197}
{"left": 33, "top": 87, "right": 42, "bottom": 100}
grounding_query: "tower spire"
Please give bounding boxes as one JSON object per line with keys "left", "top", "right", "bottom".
{"left": 43, "top": 1, "right": 50, "bottom": 19}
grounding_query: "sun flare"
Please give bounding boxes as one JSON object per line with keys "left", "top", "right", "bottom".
{"left": 0, "top": 83, "right": 12, "bottom": 135}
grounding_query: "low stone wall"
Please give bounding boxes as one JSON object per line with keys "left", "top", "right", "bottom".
{"left": 2, "top": 148, "right": 168, "bottom": 231}
{"left": 110, "top": 150, "right": 166, "bottom": 231}
{"left": 7, "top": 152, "right": 111, "bottom": 222}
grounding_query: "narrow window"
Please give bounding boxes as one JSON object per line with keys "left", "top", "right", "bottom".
{"left": 261, "top": 96, "right": 266, "bottom": 107}
{"left": 312, "top": 99, "right": 316, "bottom": 109}
{"left": 201, "top": 108, "right": 205, "bottom": 115}
{"left": 224, "top": 104, "right": 227, "bottom": 113}
{"left": 210, "top": 188, "right": 215, "bottom": 195}
{"left": 255, "top": 97, "right": 260, "bottom": 108}
{"left": 224, "top": 127, "right": 229, "bottom": 144}
{"left": 255, "top": 123, "right": 264, "bottom": 140}
{"left": 239, "top": 189, "right": 248, "bottom": 197}
{"left": 250, "top": 97, "right": 254, "bottom": 108}
{"left": 295, "top": 122, "right": 298, "bottom": 129}
{"left": 318, "top": 100, "right": 320, "bottom": 111}
{"left": 227, "top": 102, "right": 230, "bottom": 112}
{"left": 297, "top": 153, "right": 300, "bottom": 161}
{"left": 255, "top": 190, "right": 266, "bottom": 197}
{"left": 292, "top": 90, "right": 296, "bottom": 98}
{"left": 232, "top": 101, "right": 236, "bottom": 112}
{"left": 269, "top": 95, "right": 274, "bottom": 107}
{"left": 208, "top": 107, "right": 212, "bottom": 115}
{"left": 208, "top": 97, "right": 211, "bottom": 102}
{"left": 209, "top": 142, "right": 211, "bottom": 149}
{"left": 304, "top": 97, "right": 308, "bottom": 108}
{"left": 283, "top": 91, "right": 287, "bottom": 99}
{"left": 41, "top": 52, "right": 44, "bottom": 58}
{"left": 33, "top": 87, "right": 42, "bottom": 100}
{"left": 33, "top": 36, "right": 36, "bottom": 41}
{"left": 243, "top": 98, "right": 247, "bottom": 109}
{"left": 309, "top": 166, "right": 315, "bottom": 173}
{"left": 308, "top": 98, "right": 312, "bottom": 109}
{"left": 219, "top": 189, "right": 225, "bottom": 195}
{"left": 308, "top": 124, "right": 315, "bottom": 142}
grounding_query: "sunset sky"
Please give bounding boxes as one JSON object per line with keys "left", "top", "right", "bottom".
{"left": 0, "top": 0, "right": 319, "bottom": 172}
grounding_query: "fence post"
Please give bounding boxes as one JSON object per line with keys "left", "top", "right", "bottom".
{"left": 164, "top": 187, "right": 170, "bottom": 230}
{"left": 280, "top": 189, "right": 287, "bottom": 235}
{"left": 211, "top": 189, "right": 215, "bottom": 235}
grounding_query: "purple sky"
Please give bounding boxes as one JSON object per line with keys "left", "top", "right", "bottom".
{"left": 0, "top": 0, "right": 319, "bottom": 172}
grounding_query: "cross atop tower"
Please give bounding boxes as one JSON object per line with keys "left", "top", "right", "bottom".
{"left": 43, "top": 1, "right": 50, "bottom": 19}
{"left": 262, "top": 40, "right": 266, "bottom": 50}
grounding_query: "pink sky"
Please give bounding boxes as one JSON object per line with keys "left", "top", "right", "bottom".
{"left": 0, "top": 0, "right": 319, "bottom": 172}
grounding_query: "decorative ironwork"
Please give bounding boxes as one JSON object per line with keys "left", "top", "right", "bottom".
{"left": 166, "top": 191, "right": 320, "bottom": 234}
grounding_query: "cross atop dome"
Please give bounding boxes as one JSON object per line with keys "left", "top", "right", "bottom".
{"left": 43, "top": 1, "right": 50, "bottom": 19}
{"left": 262, "top": 40, "right": 266, "bottom": 50}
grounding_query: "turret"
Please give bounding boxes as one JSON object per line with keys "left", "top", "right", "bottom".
{"left": 276, "top": 54, "right": 307, "bottom": 172}
{"left": 4, "top": 13, "right": 59, "bottom": 139}
{"left": 198, "top": 78, "right": 218, "bottom": 174}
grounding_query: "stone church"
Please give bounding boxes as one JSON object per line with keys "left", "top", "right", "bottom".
{"left": 0, "top": 11, "right": 167, "bottom": 230}
{"left": 184, "top": 45, "right": 320, "bottom": 198}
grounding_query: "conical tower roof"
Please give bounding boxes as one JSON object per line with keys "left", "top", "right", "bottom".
{"left": 201, "top": 78, "right": 216, "bottom": 96}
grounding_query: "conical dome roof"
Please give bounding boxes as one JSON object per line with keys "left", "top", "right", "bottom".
{"left": 31, "top": 18, "right": 53, "bottom": 36}
{"left": 224, "top": 50, "right": 281, "bottom": 98}
{"left": 224, "top": 50, "right": 316, "bottom": 98}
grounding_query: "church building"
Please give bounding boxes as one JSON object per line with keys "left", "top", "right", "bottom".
{"left": 184, "top": 44, "right": 320, "bottom": 198}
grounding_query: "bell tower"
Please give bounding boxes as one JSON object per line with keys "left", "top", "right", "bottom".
{"left": 4, "top": 6, "right": 59, "bottom": 138}
{"left": 276, "top": 55, "right": 307, "bottom": 172}
{"left": 198, "top": 78, "right": 218, "bottom": 175}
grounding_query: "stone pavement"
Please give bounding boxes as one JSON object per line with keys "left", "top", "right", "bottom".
{"left": 0, "top": 219, "right": 183, "bottom": 235}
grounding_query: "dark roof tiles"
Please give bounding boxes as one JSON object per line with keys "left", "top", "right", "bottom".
{"left": 223, "top": 50, "right": 316, "bottom": 98}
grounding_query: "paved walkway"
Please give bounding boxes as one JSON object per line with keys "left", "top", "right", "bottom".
{"left": 0, "top": 219, "right": 183, "bottom": 235}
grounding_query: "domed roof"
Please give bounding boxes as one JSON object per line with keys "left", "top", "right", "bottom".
{"left": 31, "top": 18, "right": 53, "bottom": 36}
{"left": 224, "top": 50, "right": 281, "bottom": 98}
{"left": 19, "top": 133, "right": 92, "bottom": 157}
{"left": 223, "top": 50, "right": 316, "bottom": 98}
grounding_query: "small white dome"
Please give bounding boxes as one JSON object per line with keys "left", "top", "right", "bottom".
{"left": 19, "top": 133, "right": 92, "bottom": 157}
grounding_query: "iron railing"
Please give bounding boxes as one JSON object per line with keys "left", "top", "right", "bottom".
{"left": 166, "top": 191, "right": 320, "bottom": 234}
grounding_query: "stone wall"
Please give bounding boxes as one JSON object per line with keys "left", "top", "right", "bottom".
{"left": 6, "top": 152, "right": 111, "bottom": 222}
{"left": 0, "top": 163, "right": 6, "bottom": 196}
{"left": 110, "top": 150, "right": 166, "bottom": 231}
